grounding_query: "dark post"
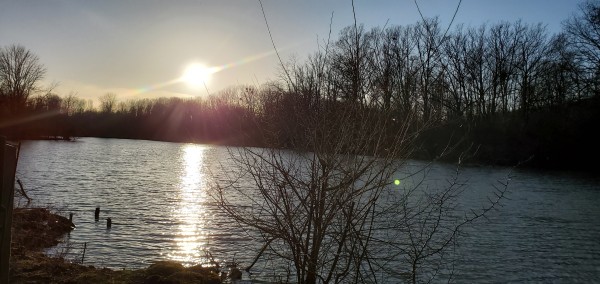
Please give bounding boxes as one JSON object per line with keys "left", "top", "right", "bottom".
{"left": 106, "top": 218, "right": 112, "bottom": 229}
{"left": 69, "top": 213, "right": 73, "bottom": 222}
{"left": 81, "top": 242, "right": 87, "bottom": 264}
{"left": 0, "top": 136, "right": 5, "bottom": 284}
{"left": 94, "top": 207, "right": 100, "bottom": 221}
{"left": 0, "top": 137, "right": 18, "bottom": 284}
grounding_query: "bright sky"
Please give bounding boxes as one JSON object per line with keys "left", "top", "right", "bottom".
{"left": 0, "top": 0, "right": 582, "bottom": 102}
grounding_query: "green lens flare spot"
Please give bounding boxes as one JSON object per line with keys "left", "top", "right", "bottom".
{"left": 394, "top": 179, "right": 401, "bottom": 186}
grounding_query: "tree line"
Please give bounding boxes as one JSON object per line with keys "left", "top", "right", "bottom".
{"left": 2, "top": 1, "right": 600, "bottom": 169}
{"left": 285, "top": 15, "right": 598, "bottom": 121}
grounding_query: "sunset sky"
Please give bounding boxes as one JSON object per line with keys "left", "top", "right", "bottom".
{"left": 0, "top": 0, "right": 582, "bottom": 103}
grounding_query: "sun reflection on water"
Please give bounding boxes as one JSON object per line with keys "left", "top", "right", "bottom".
{"left": 168, "top": 144, "right": 209, "bottom": 265}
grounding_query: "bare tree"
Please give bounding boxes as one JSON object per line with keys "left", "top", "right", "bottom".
{"left": 62, "top": 92, "right": 87, "bottom": 116}
{"left": 514, "top": 22, "right": 549, "bottom": 117}
{"left": 212, "top": 102, "right": 417, "bottom": 284}
{"left": 537, "top": 33, "right": 583, "bottom": 105}
{"left": 211, "top": 89, "right": 508, "bottom": 283}
{"left": 0, "top": 44, "right": 46, "bottom": 115}
{"left": 84, "top": 99, "right": 95, "bottom": 113}
{"left": 564, "top": 0, "right": 600, "bottom": 95}
{"left": 390, "top": 25, "right": 419, "bottom": 121}
{"left": 330, "top": 25, "right": 377, "bottom": 105}
{"left": 442, "top": 25, "right": 470, "bottom": 119}
{"left": 413, "top": 18, "right": 444, "bottom": 122}
{"left": 99, "top": 92, "right": 117, "bottom": 113}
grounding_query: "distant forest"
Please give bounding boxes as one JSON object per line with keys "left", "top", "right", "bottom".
{"left": 2, "top": 2, "right": 600, "bottom": 171}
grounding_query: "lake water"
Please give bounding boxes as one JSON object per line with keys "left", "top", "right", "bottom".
{"left": 16, "top": 138, "right": 600, "bottom": 282}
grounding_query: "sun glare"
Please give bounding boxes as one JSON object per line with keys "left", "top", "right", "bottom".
{"left": 181, "top": 63, "right": 214, "bottom": 88}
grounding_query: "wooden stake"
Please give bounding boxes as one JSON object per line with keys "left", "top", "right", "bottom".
{"left": 81, "top": 242, "right": 87, "bottom": 264}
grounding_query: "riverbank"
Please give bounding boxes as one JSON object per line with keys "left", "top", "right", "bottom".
{"left": 9, "top": 207, "right": 222, "bottom": 284}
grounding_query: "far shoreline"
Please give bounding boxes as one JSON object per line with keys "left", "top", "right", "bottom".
{"left": 16, "top": 135, "right": 600, "bottom": 174}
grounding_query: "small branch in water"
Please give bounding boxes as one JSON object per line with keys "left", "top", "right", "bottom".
{"left": 16, "top": 179, "right": 32, "bottom": 203}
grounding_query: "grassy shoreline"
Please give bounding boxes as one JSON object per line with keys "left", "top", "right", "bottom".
{"left": 10, "top": 207, "right": 222, "bottom": 284}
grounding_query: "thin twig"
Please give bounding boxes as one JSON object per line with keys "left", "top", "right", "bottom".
{"left": 258, "top": 0, "right": 294, "bottom": 89}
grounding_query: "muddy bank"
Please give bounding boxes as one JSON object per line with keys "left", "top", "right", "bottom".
{"left": 9, "top": 207, "right": 221, "bottom": 284}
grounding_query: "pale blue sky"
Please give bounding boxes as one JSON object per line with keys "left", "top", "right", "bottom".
{"left": 0, "top": 0, "right": 583, "bottom": 102}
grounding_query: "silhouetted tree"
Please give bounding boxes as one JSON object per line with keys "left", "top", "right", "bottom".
{"left": 537, "top": 33, "right": 582, "bottom": 106}
{"left": 330, "top": 25, "right": 374, "bottom": 104}
{"left": 413, "top": 18, "right": 444, "bottom": 122}
{"left": 99, "top": 93, "right": 117, "bottom": 113}
{"left": 564, "top": 0, "right": 600, "bottom": 95}
{"left": 514, "top": 22, "right": 548, "bottom": 117}
{"left": 0, "top": 44, "right": 46, "bottom": 115}
{"left": 62, "top": 92, "right": 87, "bottom": 116}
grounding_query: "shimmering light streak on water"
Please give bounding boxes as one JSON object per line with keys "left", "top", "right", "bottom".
{"left": 168, "top": 144, "right": 207, "bottom": 264}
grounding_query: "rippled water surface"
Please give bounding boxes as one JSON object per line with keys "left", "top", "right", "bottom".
{"left": 16, "top": 138, "right": 600, "bottom": 282}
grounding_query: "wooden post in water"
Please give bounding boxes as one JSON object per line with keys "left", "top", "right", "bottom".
{"left": 81, "top": 242, "right": 87, "bottom": 264}
{"left": 94, "top": 207, "right": 100, "bottom": 221}
{"left": 0, "top": 137, "right": 18, "bottom": 284}
{"left": 106, "top": 218, "right": 112, "bottom": 229}
{"left": 69, "top": 213, "right": 73, "bottom": 222}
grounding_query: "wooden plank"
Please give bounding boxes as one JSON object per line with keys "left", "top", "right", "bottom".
{"left": 0, "top": 136, "right": 5, "bottom": 283}
{"left": 0, "top": 137, "right": 17, "bottom": 283}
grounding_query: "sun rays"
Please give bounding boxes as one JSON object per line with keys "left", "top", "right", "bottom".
{"left": 126, "top": 48, "right": 281, "bottom": 97}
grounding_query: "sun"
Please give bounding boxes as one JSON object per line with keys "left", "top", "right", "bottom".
{"left": 181, "top": 63, "right": 214, "bottom": 88}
